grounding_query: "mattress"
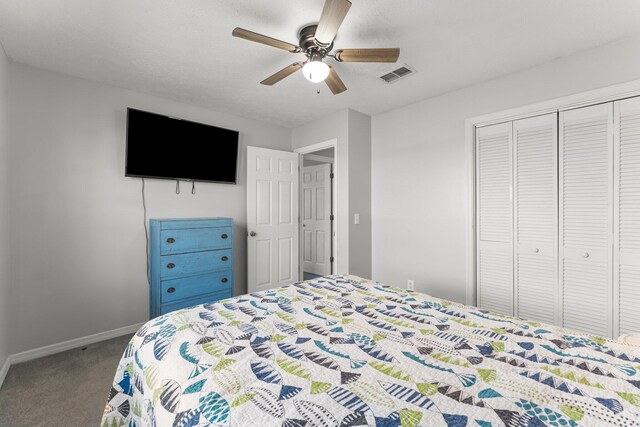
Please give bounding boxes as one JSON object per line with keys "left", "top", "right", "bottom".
{"left": 102, "top": 275, "right": 640, "bottom": 426}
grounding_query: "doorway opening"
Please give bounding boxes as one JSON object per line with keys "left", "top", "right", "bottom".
{"left": 298, "top": 145, "right": 336, "bottom": 281}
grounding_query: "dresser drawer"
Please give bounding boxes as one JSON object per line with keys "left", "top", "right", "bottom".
{"left": 161, "top": 270, "right": 233, "bottom": 303}
{"left": 160, "top": 249, "right": 232, "bottom": 278}
{"left": 160, "top": 227, "right": 232, "bottom": 254}
{"left": 159, "top": 289, "right": 233, "bottom": 315}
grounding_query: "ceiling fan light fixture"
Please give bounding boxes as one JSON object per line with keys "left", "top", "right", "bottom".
{"left": 302, "top": 59, "right": 330, "bottom": 83}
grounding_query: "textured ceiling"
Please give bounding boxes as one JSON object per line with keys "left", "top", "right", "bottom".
{"left": 1, "top": 0, "right": 640, "bottom": 127}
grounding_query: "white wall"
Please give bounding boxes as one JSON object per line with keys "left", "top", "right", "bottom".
{"left": 372, "top": 35, "right": 640, "bottom": 303}
{"left": 347, "top": 110, "right": 371, "bottom": 278}
{"left": 293, "top": 110, "right": 350, "bottom": 274}
{"left": 292, "top": 108, "right": 373, "bottom": 278}
{"left": 0, "top": 44, "right": 10, "bottom": 369}
{"left": 7, "top": 63, "right": 291, "bottom": 353}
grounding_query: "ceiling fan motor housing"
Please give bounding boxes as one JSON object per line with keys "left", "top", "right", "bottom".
{"left": 299, "top": 25, "right": 333, "bottom": 57}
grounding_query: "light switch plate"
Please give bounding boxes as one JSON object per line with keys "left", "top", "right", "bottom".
{"left": 354, "top": 213, "right": 360, "bottom": 224}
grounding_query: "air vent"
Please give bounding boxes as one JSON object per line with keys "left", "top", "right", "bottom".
{"left": 379, "top": 64, "right": 416, "bottom": 83}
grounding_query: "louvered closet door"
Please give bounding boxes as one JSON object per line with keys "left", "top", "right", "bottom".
{"left": 514, "top": 114, "right": 558, "bottom": 324}
{"left": 476, "top": 122, "right": 513, "bottom": 315}
{"left": 559, "top": 103, "right": 614, "bottom": 337}
{"left": 614, "top": 97, "right": 640, "bottom": 337}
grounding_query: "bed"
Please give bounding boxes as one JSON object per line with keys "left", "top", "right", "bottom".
{"left": 102, "top": 275, "right": 640, "bottom": 426}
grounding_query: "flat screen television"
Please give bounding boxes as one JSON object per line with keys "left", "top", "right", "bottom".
{"left": 125, "top": 108, "right": 239, "bottom": 184}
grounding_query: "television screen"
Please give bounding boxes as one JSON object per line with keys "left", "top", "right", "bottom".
{"left": 126, "top": 108, "right": 239, "bottom": 183}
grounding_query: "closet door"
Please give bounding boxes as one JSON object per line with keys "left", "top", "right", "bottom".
{"left": 559, "top": 103, "right": 614, "bottom": 337}
{"left": 614, "top": 97, "right": 640, "bottom": 337}
{"left": 476, "top": 122, "right": 513, "bottom": 315}
{"left": 513, "top": 114, "right": 558, "bottom": 324}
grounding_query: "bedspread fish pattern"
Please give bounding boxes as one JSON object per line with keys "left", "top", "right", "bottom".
{"left": 102, "top": 275, "right": 640, "bottom": 426}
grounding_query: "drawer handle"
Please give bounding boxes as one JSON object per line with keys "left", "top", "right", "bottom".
{"left": 167, "top": 287, "right": 176, "bottom": 294}
{"left": 167, "top": 263, "right": 175, "bottom": 269}
{"left": 221, "top": 277, "right": 228, "bottom": 283}
{"left": 581, "top": 252, "right": 590, "bottom": 258}
{"left": 221, "top": 233, "right": 229, "bottom": 239}
{"left": 221, "top": 256, "right": 229, "bottom": 261}
{"left": 532, "top": 248, "right": 539, "bottom": 253}
{"left": 166, "top": 237, "right": 175, "bottom": 244}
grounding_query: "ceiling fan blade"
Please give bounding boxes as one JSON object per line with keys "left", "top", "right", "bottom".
{"left": 325, "top": 66, "right": 347, "bottom": 95}
{"left": 260, "top": 63, "right": 303, "bottom": 86}
{"left": 314, "top": 0, "right": 352, "bottom": 47}
{"left": 335, "top": 48, "right": 400, "bottom": 63}
{"left": 232, "top": 27, "right": 301, "bottom": 53}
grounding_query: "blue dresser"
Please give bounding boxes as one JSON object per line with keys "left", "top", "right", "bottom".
{"left": 149, "top": 218, "right": 234, "bottom": 318}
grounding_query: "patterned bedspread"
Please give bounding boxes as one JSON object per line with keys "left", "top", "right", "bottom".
{"left": 102, "top": 276, "right": 640, "bottom": 426}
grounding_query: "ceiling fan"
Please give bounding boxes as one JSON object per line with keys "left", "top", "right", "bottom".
{"left": 232, "top": 0, "right": 400, "bottom": 95}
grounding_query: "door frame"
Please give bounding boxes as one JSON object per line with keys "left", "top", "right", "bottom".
{"left": 465, "top": 78, "right": 640, "bottom": 307}
{"left": 295, "top": 139, "right": 338, "bottom": 279}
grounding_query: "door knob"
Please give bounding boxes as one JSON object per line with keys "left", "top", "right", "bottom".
{"left": 250, "top": 231, "right": 257, "bottom": 237}
{"left": 532, "top": 248, "right": 539, "bottom": 253}
{"left": 581, "top": 252, "right": 590, "bottom": 258}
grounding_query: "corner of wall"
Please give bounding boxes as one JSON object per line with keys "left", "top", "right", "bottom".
{"left": 291, "top": 109, "right": 351, "bottom": 274}
{"left": 0, "top": 41, "right": 11, "bottom": 382}
{"left": 346, "top": 109, "right": 372, "bottom": 278}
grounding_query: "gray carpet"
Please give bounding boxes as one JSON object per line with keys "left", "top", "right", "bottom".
{"left": 0, "top": 334, "right": 133, "bottom": 427}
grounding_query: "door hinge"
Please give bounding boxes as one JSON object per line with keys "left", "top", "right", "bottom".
{"left": 330, "top": 172, "right": 334, "bottom": 179}
{"left": 330, "top": 256, "right": 334, "bottom": 263}
{"left": 330, "top": 214, "right": 334, "bottom": 221}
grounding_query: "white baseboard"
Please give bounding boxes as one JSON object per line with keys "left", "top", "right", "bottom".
{"left": 0, "top": 356, "right": 10, "bottom": 389}
{"left": 0, "top": 322, "right": 144, "bottom": 389}
{"left": 10, "top": 322, "right": 145, "bottom": 364}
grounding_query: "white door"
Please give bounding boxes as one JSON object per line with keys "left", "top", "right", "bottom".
{"left": 559, "top": 103, "right": 614, "bottom": 337}
{"left": 476, "top": 122, "right": 514, "bottom": 315}
{"left": 614, "top": 96, "right": 640, "bottom": 337}
{"left": 247, "top": 146, "right": 299, "bottom": 293}
{"left": 302, "top": 164, "right": 332, "bottom": 276}
{"left": 513, "top": 113, "right": 558, "bottom": 324}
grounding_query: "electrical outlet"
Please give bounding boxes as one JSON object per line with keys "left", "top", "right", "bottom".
{"left": 407, "top": 280, "right": 415, "bottom": 291}
{"left": 354, "top": 213, "right": 360, "bottom": 225}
